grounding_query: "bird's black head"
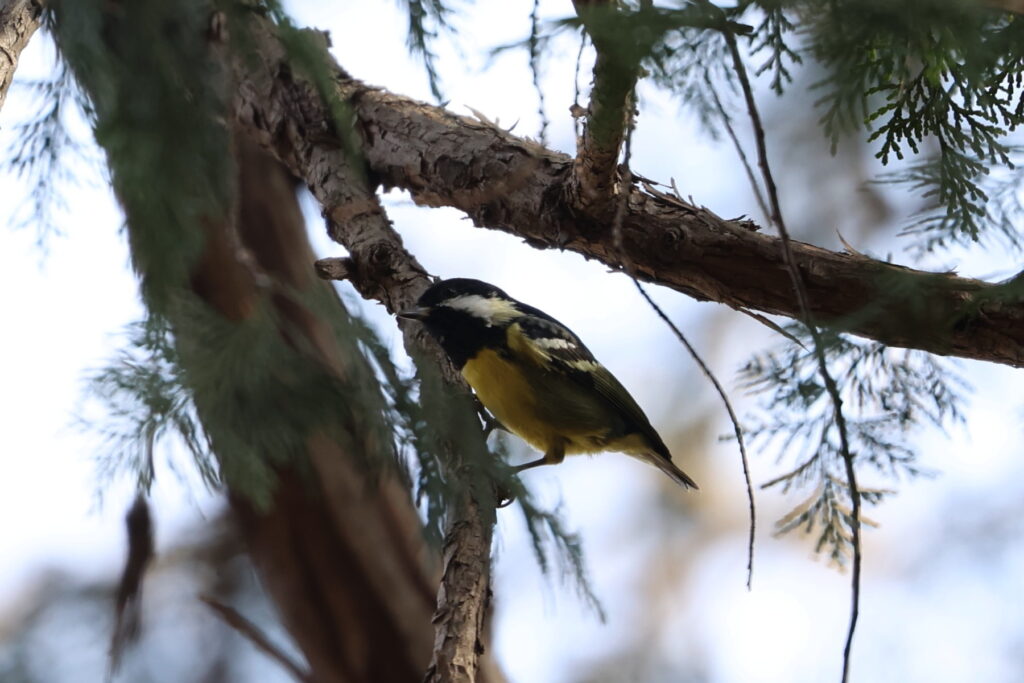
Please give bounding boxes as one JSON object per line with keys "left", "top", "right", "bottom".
{"left": 399, "top": 278, "right": 521, "bottom": 367}
{"left": 415, "top": 278, "right": 511, "bottom": 308}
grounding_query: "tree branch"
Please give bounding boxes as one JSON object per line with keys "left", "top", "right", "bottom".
{"left": 423, "top": 494, "right": 497, "bottom": 683}
{"left": 315, "top": 71, "right": 1022, "bottom": 368}
{"left": 569, "top": 0, "right": 639, "bottom": 210}
{"left": 0, "top": 0, "right": 42, "bottom": 111}
{"left": 229, "top": 16, "right": 502, "bottom": 683}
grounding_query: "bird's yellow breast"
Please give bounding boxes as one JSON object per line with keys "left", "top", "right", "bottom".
{"left": 460, "top": 344, "right": 628, "bottom": 456}
{"left": 461, "top": 348, "right": 559, "bottom": 452}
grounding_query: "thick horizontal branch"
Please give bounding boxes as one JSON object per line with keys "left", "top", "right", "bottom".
{"left": 232, "top": 17, "right": 1024, "bottom": 371}
{"left": 336, "top": 77, "right": 1023, "bottom": 368}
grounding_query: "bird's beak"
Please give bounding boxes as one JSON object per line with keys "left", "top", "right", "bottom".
{"left": 397, "top": 306, "right": 430, "bottom": 321}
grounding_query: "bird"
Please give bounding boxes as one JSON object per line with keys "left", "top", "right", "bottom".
{"left": 398, "top": 278, "right": 698, "bottom": 489}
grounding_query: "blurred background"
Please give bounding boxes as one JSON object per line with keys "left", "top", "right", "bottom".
{"left": 1, "top": 1, "right": 1022, "bottom": 681}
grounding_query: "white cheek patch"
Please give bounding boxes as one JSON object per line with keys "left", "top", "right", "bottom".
{"left": 534, "top": 337, "right": 576, "bottom": 351}
{"left": 444, "top": 294, "right": 519, "bottom": 326}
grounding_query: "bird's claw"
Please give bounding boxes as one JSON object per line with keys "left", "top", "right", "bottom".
{"left": 492, "top": 477, "right": 517, "bottom": 508}
{"left": 474, "top": 399, "right": 507, "bottom": 439}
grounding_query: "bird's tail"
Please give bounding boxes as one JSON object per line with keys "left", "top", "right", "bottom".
{"left": 647, "top": 452, "right": 699, "bottom": 490}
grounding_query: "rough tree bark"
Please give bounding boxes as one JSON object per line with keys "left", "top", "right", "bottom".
{"left": 0, "top": 0, "right": 41, "bottom": 110}
{"left": 227, "top": 15, "right": 1024, "bottom": 368}
{"left": 229, "top": 15, "right": 504, "bottom": 683}
{"left": 328, "top": 87, "right": 1024, "bottom": 367}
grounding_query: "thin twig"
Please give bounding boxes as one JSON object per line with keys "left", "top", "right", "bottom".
{"left": 634, "top": 282, "right": 757, "bottom": 590}
{"left": 611, "top": 94, "right": 634, "bottom": 258}
{"left": 706, "top": 76, "right": 770, "bottom": 222}
{"left": 528, "top": 0, "right": 549, "bottom": 146}
{"left": 612, "top": 72, "right": 757, "bottom": 589}
{"left": 719, "top": 19, "right": 861, "bottom": 683}
{"left": 199, "top": 595, "right": 313, "bottom": 683}
{"left": 572, "top": 29, "right": 587, "bottom": 139}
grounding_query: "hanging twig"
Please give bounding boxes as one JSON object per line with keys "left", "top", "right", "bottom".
{"left": 613, "top": 73, "right": 757, "bottom": 590}
{"left": 200, "top": 595, "right": 314, "bottom": 683}
{"left": 716, "top": 15, "right": 861, "bottom": 683}
{"left": 634, "top": 282, "right": 758, "bottom": 590}
{"left": 572, "top": 29, "right": 587, "bottom": 139}
{"left": 107, "top": 493, "right": 154, "bottom": 678}
{"left": 706, "top": 75, "right": 771, "bottom": 223}
{"left": 528, "top": 0, "right": 549, "bottom": 146}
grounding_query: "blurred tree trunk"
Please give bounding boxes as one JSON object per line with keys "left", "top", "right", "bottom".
{"left": 0, "top": 3, "right": 507, "bottom": 679}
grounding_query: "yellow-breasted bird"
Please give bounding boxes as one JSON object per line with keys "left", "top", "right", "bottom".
{"left": 399, "top": 278, "right": 698, "bottom": 489}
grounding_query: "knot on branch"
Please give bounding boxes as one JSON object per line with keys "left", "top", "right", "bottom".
{"left": 314, "top": 256, "right": 353, "bottom": 281}
{"left": 315, "top": 240, "right": 428, "bottom": 313}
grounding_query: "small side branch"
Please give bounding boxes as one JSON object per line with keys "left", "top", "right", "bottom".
{"left": 634, "top": 282, "right": 757, "bottom": 590}
{"left": 570, "top": 0, "right": 641, "bottom": 209}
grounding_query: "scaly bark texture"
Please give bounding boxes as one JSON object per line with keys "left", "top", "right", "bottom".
{"left": 347, "top": 88, "right": 1024, "bottom": 366}
{"left": 348, "top": 91, "right": 1023, "bottom": 368}
{"left": 225, "top": 15, "right": 1023, "bottom": 368}
{"left": 0, "top": 0, "right": 41, "bottom": 110}
{"left": 423, "top": 494, "right": 495, "bottom": 683}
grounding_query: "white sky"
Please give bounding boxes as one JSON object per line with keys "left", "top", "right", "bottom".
{"left": 1, "top": 2, "right": 1022, "bottom": 682}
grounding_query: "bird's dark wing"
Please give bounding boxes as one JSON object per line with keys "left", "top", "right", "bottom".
{"left": 512, "top": 304, "right": 669, "bottom": 457}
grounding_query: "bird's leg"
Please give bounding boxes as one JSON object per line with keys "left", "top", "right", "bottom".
{"left": 495, "top": 443, "right": 566, "bottom": 507}
{"left": 514, "top": 440, "right": 566, "bottom": 473}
